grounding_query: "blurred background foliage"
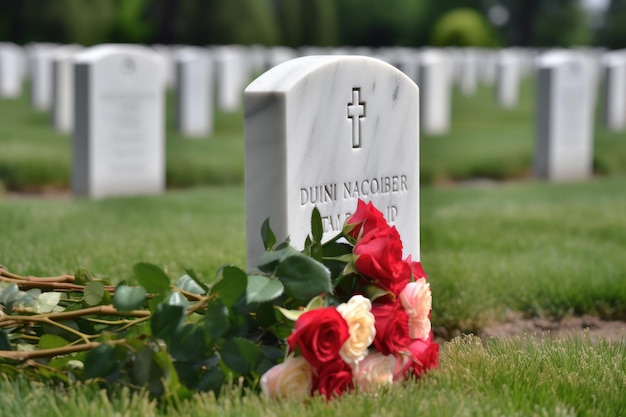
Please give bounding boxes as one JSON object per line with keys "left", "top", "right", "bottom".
{"left": 0, "top": 0, "right": 622, "bottom": 48}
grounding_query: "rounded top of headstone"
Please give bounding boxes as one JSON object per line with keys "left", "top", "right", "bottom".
{"left": 537, "top": 50, "right": 579, "bottom": 67}
{"left": 246, "top": 55, "right": 416, "bottom": 94}
{"left": 74, "top": 44, "right": 162, "bottom": 64}
{"left": 418, "top": 48, "right": 447, "bottom": 64}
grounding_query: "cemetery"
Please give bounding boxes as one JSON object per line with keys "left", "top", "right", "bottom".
{"left": 1, "top": 6, "right": 626, "bottom": 415}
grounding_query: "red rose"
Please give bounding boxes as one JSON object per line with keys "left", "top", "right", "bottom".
{"left": 410, "top": 260, "right": 427, "bottom": 280}
{"left": 403, "top": 337, "right": 439, "bottom": 378}
{"left": 343, "top": 199, "right": 390, "bottom": 241}
{"left": 371, "top": 302, "right": 411, "bottom": 356}
{"left": 354, "top": 226, "right": 410, "bottom": 297}
{"left": 287, "top": 308, "right": 349, "bottom": 369}
{"left": 311, "top": 359, "right": 354, "bottom": 399}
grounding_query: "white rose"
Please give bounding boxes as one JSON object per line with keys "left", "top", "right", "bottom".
{"left": 353, "top": 352, "right": 396, "bottom": 392}
{"left": 260, "top": 356, "right": 312, "bottom": 400}
{"left": 399, "top": 279, "right": 432, "bottom": 340}
{"left": 337, "top": 295, "right": 376, "bottom": 365}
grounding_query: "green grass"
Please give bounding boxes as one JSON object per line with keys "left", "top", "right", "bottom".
{"left": 2, "top": 177, "right": 626, "bottom": 333}
{"left": 1, "top": 335, "right": 624, "bottom": 416}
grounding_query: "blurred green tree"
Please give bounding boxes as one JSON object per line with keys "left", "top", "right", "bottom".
{"left": 431, "top": 8, "right": 501, "bottom": 47}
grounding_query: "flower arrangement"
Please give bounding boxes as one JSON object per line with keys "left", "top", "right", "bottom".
{"left": 260, "top": 199, "right": 438, "bottom": 399}
{"left": 0, "top": 199, "right": 437, "bottom": 401}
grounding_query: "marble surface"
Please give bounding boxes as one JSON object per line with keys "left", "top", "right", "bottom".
{"left": 0, "top": 43, "right": 24, "bottom": 98}
{"left": 51, "top": 45, "right": 83, "bottom": 134}
{"left": 72, "top": 44, "right": 166, "bottom": 198}
{"left": 244, "top": 55, "right": 420, "bottom": 267}
{"left": 601, "top": 52, "right": 626, "bottom": 131}
{"left": 418, "top": 50, "right": 451, "bottom": 135}
{"left": 175, "top": 47, "right": 213, "bottom": 137}
{"left": 534, "top": 51, "right": 594, "bottom": 182}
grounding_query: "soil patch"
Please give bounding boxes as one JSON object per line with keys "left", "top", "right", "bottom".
{"left": 478, "top": 315, "right": 626, "bottom": 343}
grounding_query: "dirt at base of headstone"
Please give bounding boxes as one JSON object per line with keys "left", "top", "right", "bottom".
{"left": 478, "top": 315, "right": 626, "bottom": 343}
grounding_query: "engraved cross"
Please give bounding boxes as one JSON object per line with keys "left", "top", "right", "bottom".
{"left": 347, "top": 88, "right": 365, "bottom": 148}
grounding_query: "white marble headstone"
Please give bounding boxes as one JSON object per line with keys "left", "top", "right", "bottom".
{"left": 534, "top": 51, "right": 594, "bottom": 182}
{"left": 418, "top": 49, "right": 451, "bottom": 135}
{"left": 30, "top": 45, "right": 56, "bottom": 111}
{"left": 175, "top": 47, "right": 213, "bottom": 137}
{"left": 244, "top": 55, "right": 420, "bottom": 267}
{"left": 51, "top": 45, "right": 83, "bottom": 134}
{"left": 72, "top": 44, "right": 166, "bottom": 198}
{"left": 0, "top": 42, "right": 24, "bottom": 98}
{"left": 495, "top": 50, "right": 520, "bottom": 109}
{"left": 215, "top": 46, "right": 247, "bottom": 113}
{"left": 601, "top": 51, "right": 626, "bottom": 131}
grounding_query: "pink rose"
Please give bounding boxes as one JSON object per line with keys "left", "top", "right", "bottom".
{"left": 396, "top": 336, "right": 439, "bottom": 379}
{"left": 399, "top": 278, "right": 432, "bottom": 340}
{"left": 261, "top": 356, "right": 313, "bottom": 399}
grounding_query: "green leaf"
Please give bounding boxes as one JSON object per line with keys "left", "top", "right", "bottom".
{"left": 275, "top": 306, "right": 305, "bottom": 321}
{"left": 211, "top": 266, "right": 247, "bottom": 307}
{"left": 184, "top": 268, "right": 210, "bottom": 293}
{"left": 74, "top": 269, "right": 93, "bottom": 285}
{"left": 0, "top": 284, "right": 19, "bottom": 305}
{"left": 177, "top": 274, "right": 206, "bottom": 295}
{"left": 84, "top": 281, "right": 105, "bottom": 306}
{"left": 39, "top": 334, "right": 69, "bottom": 350}
{"left": 170, "top": 324, "right": 205, "bottom": 362}
{"left": 221, "top": 338, "right": 263, "bottom": 375}
{"left": 204, "top": 300, "right": 230, "bottom": 341}
{"left": 35, "top": 292, "right": 62, "bottom": 313}
{"left": 246, "top": 275, "right": 284, "bottom": 304}
{"left": 165, "top": 291, "right": 189, "bottom": 309}
{"left": 84, "top": 343, "right": 115, "bottom": 379}
{"left": 113, "top": 285, "right": 146, "bottom": 311}
{"left": 276, "top": 254, "right": 332, "bottom": 300}
{"left": 261, "top": 217, "right": 276, "bottom": 250}
{"left": 197, "top": 367, "right": 225, "bottom": 394}
{"left": 256, "top": 245, "right": 300, "bottom": 273}
{"left": 306, "top": 295, "right": 326, "bottom": 310}
{"left": 133, "top": 262, "right": 170, "bottom": 294}
{"left": 0, "top": 330, "right": 11, "bottom": 351}
{"left": 311, "top": 207, "right": 323, "bottom": 243}
{"left": 133, "top": 345, "right": 165, "bottom": 397}
{"left": 151, "top": 303, "right": 185, "bottom": 341}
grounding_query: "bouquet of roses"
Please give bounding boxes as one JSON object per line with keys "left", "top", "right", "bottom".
{"left": 0, "top": 199, "right": 436, "bottom": 401}
{"left": 259, "top": 199, "right": 438, "bottom": 400}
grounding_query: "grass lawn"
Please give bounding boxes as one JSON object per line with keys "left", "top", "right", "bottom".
{"left": 1, "top": 73, "right": 626, "bottom": 415}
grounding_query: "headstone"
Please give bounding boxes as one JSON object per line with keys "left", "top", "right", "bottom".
{"left": 175, "top": 47, "right": 213, "bottom": 137}
{"left": 51, "top": 45, "right": 83, "bottom": 134}
{"left": 244, "top": 56, "right": 420, "bottom": 267}
{"left": 458, "top": 48, "right": 478, "bottom": 95}
{"left": 534, "top": 51, "right": 594, "bottom": 181}
{"left": 0, "top": 42, "right": 24, "bottom": 98}
{"left": 417, "top": 49, "right": 451, "bottom": 135}
{"left": 214, "top": 46, "right": 248, "bottom": 113}
{"left": 601, "top": 51, "right": 626, "bottom": 131}
{"left": 30, "top": 44, "right": 57, "bottom": 111}
{"left": 267, "top": 47, "right": 298, "bottom": 69}
{"left": 152, "top": 45, "right": 176, "bottom": 89}
{"left": 495, "top": 50, "right": 520, "bottom": 109}
{"left": 72, "top": 44, "right": 166, "bottom": 198}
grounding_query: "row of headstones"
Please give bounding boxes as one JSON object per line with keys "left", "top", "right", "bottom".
{"left": 2, "top": 43, "right": 625, "bottom": 141}
{"left": 0, "top": 42, "right": 621, "bottom": 268}
{"left": 0, "top": 43, "right": 622, "bottom": 201}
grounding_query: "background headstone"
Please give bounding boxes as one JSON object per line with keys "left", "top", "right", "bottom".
{"left": 175, "top": 47, "right": 213, "bottom": 137}
{"left": 495, "top": 49, "right": 520, "bottom": 109}
{"left": 0, "top": 42, "right": 24, "bottom": 98}
{"left": 601, "top": 51, "right": 626, "bottom": 131}
{"left": 51, "top": 44, "right": 83, "bottom": 134}
{"left": 72, "top": 44, "right": 166, "bottom": 198}
{"left": 30, "top": 44, "right": 57, "bottom": 111}
{"left": 534, "top": 51, "right": 594, "bottom": 182}
{"left": 418, "top": 49, "right": 451, "bottom": 135}
{"left": 244, "top": 55, "right": 420, "bottom": 266}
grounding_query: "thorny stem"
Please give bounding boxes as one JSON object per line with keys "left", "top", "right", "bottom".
{"left": 0, "top": 339, "right": 127, "bottom": 361}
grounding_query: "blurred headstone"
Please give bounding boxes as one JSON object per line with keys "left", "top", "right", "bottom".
{"left": 495, "top": 49, "right": 520, "bottom": 109}
{"left": 51, "top": 45, "right": 83, "bottom": 134}
{"left": 72, "top": 44, "right": 166, "bottom": 198}
{"left": 601, "top": 51, "right": 626, "bottom": 131}
{"left": 30, "top": 44, "right": 57, "bottom": 111}
{"left": 175, "top": 47, "right": 213, "bottom": 137}
{"left": 534, "top": 51, "right": 594, "bottom": 181}
{"left": 214, "top": 46, "right": 247, "bottom": 113}
{"left": 0, "top": 42, "right": 24, "bottom": 98}
{"left": 418, "top": 49, "right": 451, "bottom": 135}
